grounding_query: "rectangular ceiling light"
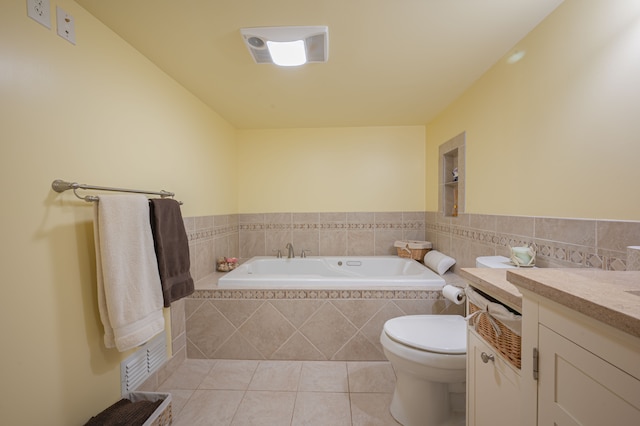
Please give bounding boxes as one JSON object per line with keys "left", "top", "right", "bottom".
{"left": 266, "top": 40, "right": 307, "bottom": 66}
{"left": 240, "top": 26, "right": 328, "bottom": 66}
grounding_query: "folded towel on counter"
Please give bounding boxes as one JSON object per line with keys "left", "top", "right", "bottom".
{"left": 93, "top": 195, "right": 165, "bottom": 352}
{"left": 149, "top": 198, "right": 194, "bottom": 307}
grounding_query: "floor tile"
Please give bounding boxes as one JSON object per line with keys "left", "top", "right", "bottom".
{"left": 158, "top": 359, "right": 216, "bottom": 390}
{"left": 350, "top": 392, "right": 401, "bottom": 426}
{"left": 200, "top": 359, "right": 259, "bottom": 390}
{"left": 248, "top": 360, "right": 303, "bottom": 391}
{"left": 166, "top": 389, "right": 195, "bottom": 417}
{"left": 230, "top": 391, "right": 296, "bottom": 426}
{"left": 347, "top": 362, "right": 396, "bottom": 393}
{"left": 173, "top": 389, "right": 244, "bottom": 426}
{"left": 299, "top": 361, "right": 348, "bottom": 392}
{"left": 164, "top": 360, "right": 405, "bottom": 425}
{"left": 292, "top": 391, "right": 352, "bottom": 426}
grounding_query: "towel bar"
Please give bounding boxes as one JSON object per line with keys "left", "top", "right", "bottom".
{"left": 51, "top": 179, "right": 181, "bottom": 203}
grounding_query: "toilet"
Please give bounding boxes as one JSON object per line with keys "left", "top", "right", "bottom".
{"left": 380, "top": 255, "right": 514, "bottom": 426}
{"left": 380, "top": 315, "right": 466, "bottom": 426}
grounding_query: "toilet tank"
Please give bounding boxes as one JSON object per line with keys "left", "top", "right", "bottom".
{"left": 475, "top": 256, "right": 515, "bottom": 269}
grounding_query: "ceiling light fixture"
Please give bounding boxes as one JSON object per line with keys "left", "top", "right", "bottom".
{"left": 506, "top": 50, "right": 526, "bottom": 64}
{"left": 240, "top": 26, "right": 328, "bottom": 67}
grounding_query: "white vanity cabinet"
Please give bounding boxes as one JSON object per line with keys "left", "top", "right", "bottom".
{"left": 520, "top": 290, "right": 640, "bottom": 426}
{"left": 467, "top": 329, "right": 521, "bottom": 426}
{"left": 462, "top": 267, "right": 640, "bottom": 426}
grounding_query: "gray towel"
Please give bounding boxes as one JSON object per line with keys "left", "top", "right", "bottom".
{"left": 149, "top": 198, "right": 194, "bottom": 307}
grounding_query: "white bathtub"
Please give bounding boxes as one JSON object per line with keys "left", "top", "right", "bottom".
{"left": 217, "top": 256, "right": 445, "bottom": 289}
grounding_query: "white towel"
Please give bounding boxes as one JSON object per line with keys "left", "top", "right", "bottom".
{"left": 93, "top": 195, "right": 165, "bottom": 352}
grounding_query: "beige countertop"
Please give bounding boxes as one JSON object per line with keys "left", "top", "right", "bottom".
{"left": 459, "top": 268, "right": 522, "bottom": 312}
{"left": 507, "top": 269, "right": 640, "bottom": 339}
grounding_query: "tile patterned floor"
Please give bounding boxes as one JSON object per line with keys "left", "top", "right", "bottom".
{"left": 157, "top": 359, "right": 401, "bottom": 426}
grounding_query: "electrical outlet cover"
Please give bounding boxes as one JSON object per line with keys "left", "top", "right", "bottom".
{"left": 27, "top": 0, "right": 51, "bottom": 29}
{"left": 56, "top": 6, "right": 76, "bottom": 45}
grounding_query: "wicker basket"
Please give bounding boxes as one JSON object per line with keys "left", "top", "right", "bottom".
{"left": 129, "top": 392, "right": 172, "bottom": 426}
{"left": 394, "top": 240, "right": 432, "bottom": 262}
{"left": 468, "top": 302, "right": 522, "bottom": 369}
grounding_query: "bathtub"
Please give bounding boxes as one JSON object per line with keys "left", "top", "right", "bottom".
{"left": 217, "top": 256, "right": 445, "bottom": 289}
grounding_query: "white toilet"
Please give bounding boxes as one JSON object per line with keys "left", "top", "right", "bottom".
{"left": 380, "top": 255, "right": 515, "bottom": 426}
{"left": 380, "top": 315, "right": 467, "bottom": 426}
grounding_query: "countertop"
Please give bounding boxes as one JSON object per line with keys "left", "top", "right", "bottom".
{"left": 459, "top": 268, "right": 522, "bottom": 312}
{"left": 507, "top": 269, "right": 640, "bottom": 339}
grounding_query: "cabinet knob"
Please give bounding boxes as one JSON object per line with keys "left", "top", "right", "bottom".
{"left": 480, "top": 352, "right": 495, "bottom": 363}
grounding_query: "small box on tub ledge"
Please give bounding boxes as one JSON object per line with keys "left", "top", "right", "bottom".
{"left": 394, "top": 240, "right": 432, "bottom": 262}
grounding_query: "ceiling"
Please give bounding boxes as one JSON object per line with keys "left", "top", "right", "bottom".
{"left": 76, "top": 0, "right": 564, "bottom": 129}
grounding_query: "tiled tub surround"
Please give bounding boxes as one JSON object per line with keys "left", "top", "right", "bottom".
{"left": 184, "top": 212, "right": 425, "bottom": 283}
{"left": 184, "top": 214, "right": 240, "bottom": 282}
{"left": 185, "top": 286, "right": 464, "bottom": 361}
{"left": 425, "top": 212, "right": 640, "bottom": 272}
{"left": 238, "top": 212, "right": 427, "bottom": 259}
{"left": 185, "top": 211, "right": 640, "bottom": 283}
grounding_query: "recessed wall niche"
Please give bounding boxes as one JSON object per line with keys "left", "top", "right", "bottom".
{"left": 438, "top": 132, "right": 465, "bottom": 217}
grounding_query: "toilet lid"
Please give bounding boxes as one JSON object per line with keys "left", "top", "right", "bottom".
{"left": 384, "top": 315, "right": 466, "bottom": 354}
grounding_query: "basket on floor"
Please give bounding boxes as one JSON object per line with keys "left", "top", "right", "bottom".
{"left": 468, "top": 299, "right": 522, "bottom": 370}
{"left": 129, "top": 392, "right": 172, "bottom": 426}
{"left": 394, "top": 240, "right": 432, "bottom": 262}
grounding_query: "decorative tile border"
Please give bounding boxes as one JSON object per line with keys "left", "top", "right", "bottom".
{"left": 427, "top": 216, "right": 633, "bottom": 270}
{"left": 187, "top": 224, "right": 238, "bottom": 242}
{"left": 192, "top": 289, "right": 443, "bottom": 300}
{"left": 239, "top": 221, "right": 425, "bottom": 232}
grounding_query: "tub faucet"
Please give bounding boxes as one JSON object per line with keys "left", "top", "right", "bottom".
{"left": 285, "top": 243, "right": 295, "bottom": 258}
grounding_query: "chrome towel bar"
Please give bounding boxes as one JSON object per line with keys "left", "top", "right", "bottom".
{"left": 51, "top": 179, "right": 180, "bottom": 203}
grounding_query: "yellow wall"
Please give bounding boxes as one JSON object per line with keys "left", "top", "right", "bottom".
{"left": 426, "top": 0, "right": 640, "bottom": 220}
{"left": 237, "top": 126, "right": 426, "bottom": 213}
{"left": 0, "top": 1, "right": 236, "bottom": 425}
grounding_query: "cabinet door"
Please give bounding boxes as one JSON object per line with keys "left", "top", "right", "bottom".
{"left": 467, "top": 331, "right": 521, "bottom": 426}
{"left": 538, "top": 325, "right": 640, "bottom": 425}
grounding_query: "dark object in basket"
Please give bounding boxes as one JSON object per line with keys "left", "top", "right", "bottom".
{"left": 84, "top": 398, "right": 162, "bottom": 426}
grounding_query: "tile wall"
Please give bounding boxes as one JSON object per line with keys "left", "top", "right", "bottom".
{"left": 425, "top": 211, "right": 640, "bottom": 272}
{"left": 141, "top": 210, "right": 640, "bottom": 386}
{"left": 237, "top": 212, "right": 427, "bottom": 259}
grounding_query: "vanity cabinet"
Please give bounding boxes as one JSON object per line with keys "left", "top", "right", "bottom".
{"left": 521, "top": 293, "right": 640, "bottom": 426}
{"left": 462, "top": 267, "right": 640, "bottom": 426}
{"left": 467, "top": 329, "right": 521, "bottom": 426}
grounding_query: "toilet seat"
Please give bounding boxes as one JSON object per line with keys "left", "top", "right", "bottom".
{"left": 383, "top": 315, "right": 466, "bottom": 354}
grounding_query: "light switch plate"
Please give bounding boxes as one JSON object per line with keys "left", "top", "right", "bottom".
{"left": 56, "top": 6, "right": 76, "bottom": 45}
{"left": 27, "top": 0, "right": 51, "bottom": 29}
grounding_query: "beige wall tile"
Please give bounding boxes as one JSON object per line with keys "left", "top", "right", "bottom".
{"left": 597, "top": 220, "right": 640, "bottom": 252}
{"left": 319, "top": 230, "right": 348, "bottom": 256}
{"left": 348, "top": 230, "right": 375, "bottom": 255}
{"left": 496, "top": 215, "right": 534, "bottom": 237}
{"left": 333, "top": 333, "right": 385, "bottom": 361}
{"left": 535, "top": 217, "right": 596, "bottom": 246}
{"left": 300, "top": 303, "right": 358, "bottom": 359}
{"left": 272, "top": 332, "right": 326, "bottom": 360}
{"left": 270, "top": 299, "right": 324, "bottom": 328}
{"left": 239, "top": 303, "right": 296, "bottom": 358}
{"left": 213, "top": 332, "right": 263, "bottom": 360}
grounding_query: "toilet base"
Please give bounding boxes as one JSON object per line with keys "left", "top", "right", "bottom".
{"left": 390, "top": 370, "right": 464, "bottom": 426}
